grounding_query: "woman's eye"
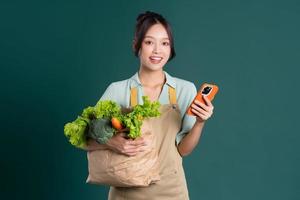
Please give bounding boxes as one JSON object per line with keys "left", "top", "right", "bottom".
{"left": 162, "top": 42, "right": 170, "bottom": 46}
{"left": 144, "top": 41, "right": 153, "bottom": 45}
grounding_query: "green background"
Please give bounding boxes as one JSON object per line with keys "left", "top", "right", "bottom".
{"left": 1, "top": 0, "right": 299, "bottom": 199}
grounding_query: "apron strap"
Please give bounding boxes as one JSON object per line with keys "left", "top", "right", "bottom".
{"left": 130, "top": 86, "right": 177, "bottom": 107}
{"left": 168, "top": 87, "right": 177, "bottom": 105}
{"left": 130, "top": 87, "right": 138, "bottom": 107}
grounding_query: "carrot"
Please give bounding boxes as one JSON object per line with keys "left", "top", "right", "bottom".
{"left": 111, "top": 117, "right": 123, "bottom": 131}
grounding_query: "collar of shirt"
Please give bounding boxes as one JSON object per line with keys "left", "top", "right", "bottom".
{"left": 129, "top": 71, "right": 176, "bottom": 89}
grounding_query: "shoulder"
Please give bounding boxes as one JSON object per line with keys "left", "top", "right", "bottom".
{"left": 167, "top": 73, "right": 197, "bottom": 107}
{"left": 174, "top": 77, "right": 196, "bottom": 91}
{"left": 110, "top": 74, "right": 134, "bottom": 87}
{"left": 99, "top": 78, "right": 131, "bottom": 102}
{"left": 167, "top": 73, "right": 197, "bottom": 97}
{"left": 165, "top": 71, "right": 196, "bottom": 92}
{"left": 104, "top": 74, "right": 136, "bottom": 93}
{"left": 173, "top": 77, "right": 197, "bottom": 107}
{"left": 107, "top": 79, "right": 129, "bottom": 89}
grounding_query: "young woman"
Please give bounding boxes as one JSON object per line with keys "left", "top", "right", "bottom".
{"left": 85, "top": 11, "right": 214, "bottom": 200}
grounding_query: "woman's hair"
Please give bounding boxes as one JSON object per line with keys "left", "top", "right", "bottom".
{"left": 133, "top": 11, "right": 176, "bottom": 61}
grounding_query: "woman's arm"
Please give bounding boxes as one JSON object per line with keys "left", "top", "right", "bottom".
{"left": 177, "top": 95, "right": 214, "bottom": 156}
{"left": 177, "top": 121, "right": 205, "bottom": 156}
{"left": 83, "top": 139, "right": 109, "bottom": 151}
{"left": 83, "top": 133, "right": 149, "bottom": 156}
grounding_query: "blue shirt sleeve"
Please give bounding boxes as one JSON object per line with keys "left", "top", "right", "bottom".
{"left": 96, "top": 81, "right": 130, "bottom": 108}
{"left": 175, "top": 81, "right": 197, "bottom": 145}
{"left": 98, "top": 83, "right": 114, "bottom": 101}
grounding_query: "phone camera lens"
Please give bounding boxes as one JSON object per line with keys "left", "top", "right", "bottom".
{"left": 202, "top": 86, "right": 212, "bottom": 95}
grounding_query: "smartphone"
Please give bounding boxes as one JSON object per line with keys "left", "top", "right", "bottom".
{"left": 186, "top": 83, "right": 219, "bottom": 116}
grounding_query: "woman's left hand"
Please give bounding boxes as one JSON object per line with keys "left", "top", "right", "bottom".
{"left": 191, "top": 95, "right": 214, "bottom": 123}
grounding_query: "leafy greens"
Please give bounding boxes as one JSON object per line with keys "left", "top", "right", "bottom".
{"left": 63, "top": 96, "right": 160, "bottom": 149}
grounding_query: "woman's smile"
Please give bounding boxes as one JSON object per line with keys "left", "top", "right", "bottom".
{"left": 149, "top": 56, "right": 163, "bottom": 64}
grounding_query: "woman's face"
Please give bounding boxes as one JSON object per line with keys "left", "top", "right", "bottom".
{"left": 139, "top": 23, "right": 171, "bottom": 72}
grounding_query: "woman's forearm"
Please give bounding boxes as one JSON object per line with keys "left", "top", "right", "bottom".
{"left": 83, "top": 139, "right": 109, "bottom": 151}
{"left": 177, "top": 121, "right": 205, "bottom": 156}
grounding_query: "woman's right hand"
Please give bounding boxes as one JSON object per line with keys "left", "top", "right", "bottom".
{"left": 106, "top": 133, "right": 149, "bottom": 156}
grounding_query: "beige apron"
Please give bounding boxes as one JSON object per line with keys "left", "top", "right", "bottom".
{"left": 108, "top": 86, "right": 189, "bottom": 200}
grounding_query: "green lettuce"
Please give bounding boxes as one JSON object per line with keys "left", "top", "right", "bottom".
{"left": 64, "top": 96, "right": 160, "bottom": 149}
{"left": 64, "top": 100, "right": 121, "bottom": 149}
{"left": 122, "top": 96, "right": 161, "bottom": 139}
{"left": 64, "top": 116, "right": 88, "bottom": 149}
{"left": 94, "top": 101, "right": 122, "bottom": 119}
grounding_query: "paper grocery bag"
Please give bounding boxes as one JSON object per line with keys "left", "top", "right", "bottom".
{"left": 86, "top": 120, "right": 160, "bottom": 187}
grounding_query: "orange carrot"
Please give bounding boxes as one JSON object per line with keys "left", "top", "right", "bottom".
{"left": 111, "top": 117, "right": 123, "bottom": 130}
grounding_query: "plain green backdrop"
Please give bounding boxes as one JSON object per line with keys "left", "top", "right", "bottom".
{"left": 1, "top": 0, "right": 300, "bottom": 199}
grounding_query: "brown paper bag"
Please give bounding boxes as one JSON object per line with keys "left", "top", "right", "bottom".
{"left": 86, "top": 120, "right": 160, "bottom": 187}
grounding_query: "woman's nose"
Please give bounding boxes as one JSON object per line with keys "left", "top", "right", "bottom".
{"left": 153, "top": 44, "right": 160, "bottom": 54}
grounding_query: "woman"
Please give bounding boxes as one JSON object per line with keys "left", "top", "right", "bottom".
{"left": 85, "top": 11, "right": 214, "bottom": 200}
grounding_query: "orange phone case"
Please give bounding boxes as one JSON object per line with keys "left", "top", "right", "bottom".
{"left": 186, "top": 83, "right": 219, "bottom": 116}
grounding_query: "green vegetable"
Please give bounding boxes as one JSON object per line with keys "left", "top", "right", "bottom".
{"left": 63, "top": 96, "right": 160, "bottom": 149}
{"left": 81, "top": 106, "right": 95, "bottom": 121}
{"left": 64, "top": 116, "right": 88, "bottom": 149}
{"left": 94, "top": 101, "right": 122, "bottom": 119}
{"left": 88, "top": 118, "right": 115, "bottom": 144}
{"left": 122, "top": 96, "right": 161, "bottom": 139}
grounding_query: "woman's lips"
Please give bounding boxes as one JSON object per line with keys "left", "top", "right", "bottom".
{"left": 149, "top": 56, "right": 163, "bottom": 64}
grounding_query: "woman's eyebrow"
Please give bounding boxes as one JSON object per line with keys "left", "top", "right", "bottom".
{"left": 144, "top": 35, "right": 169, "bottom": 40}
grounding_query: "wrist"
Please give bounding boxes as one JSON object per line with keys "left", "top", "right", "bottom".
{"left": 195, "top": 119, "right": 205, "bottom": 126}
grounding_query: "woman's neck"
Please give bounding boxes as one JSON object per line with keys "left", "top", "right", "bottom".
{"left": 138, "top": 68, "right": 166, "bottom": 87}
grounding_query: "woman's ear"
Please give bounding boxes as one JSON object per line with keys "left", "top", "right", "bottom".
{"left": 132, "top": 39, "right": 141, "bottom": 56}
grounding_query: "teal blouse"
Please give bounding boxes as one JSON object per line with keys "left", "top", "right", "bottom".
{"left": 97, "top": 71, "right": 197, "bottom": 145}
